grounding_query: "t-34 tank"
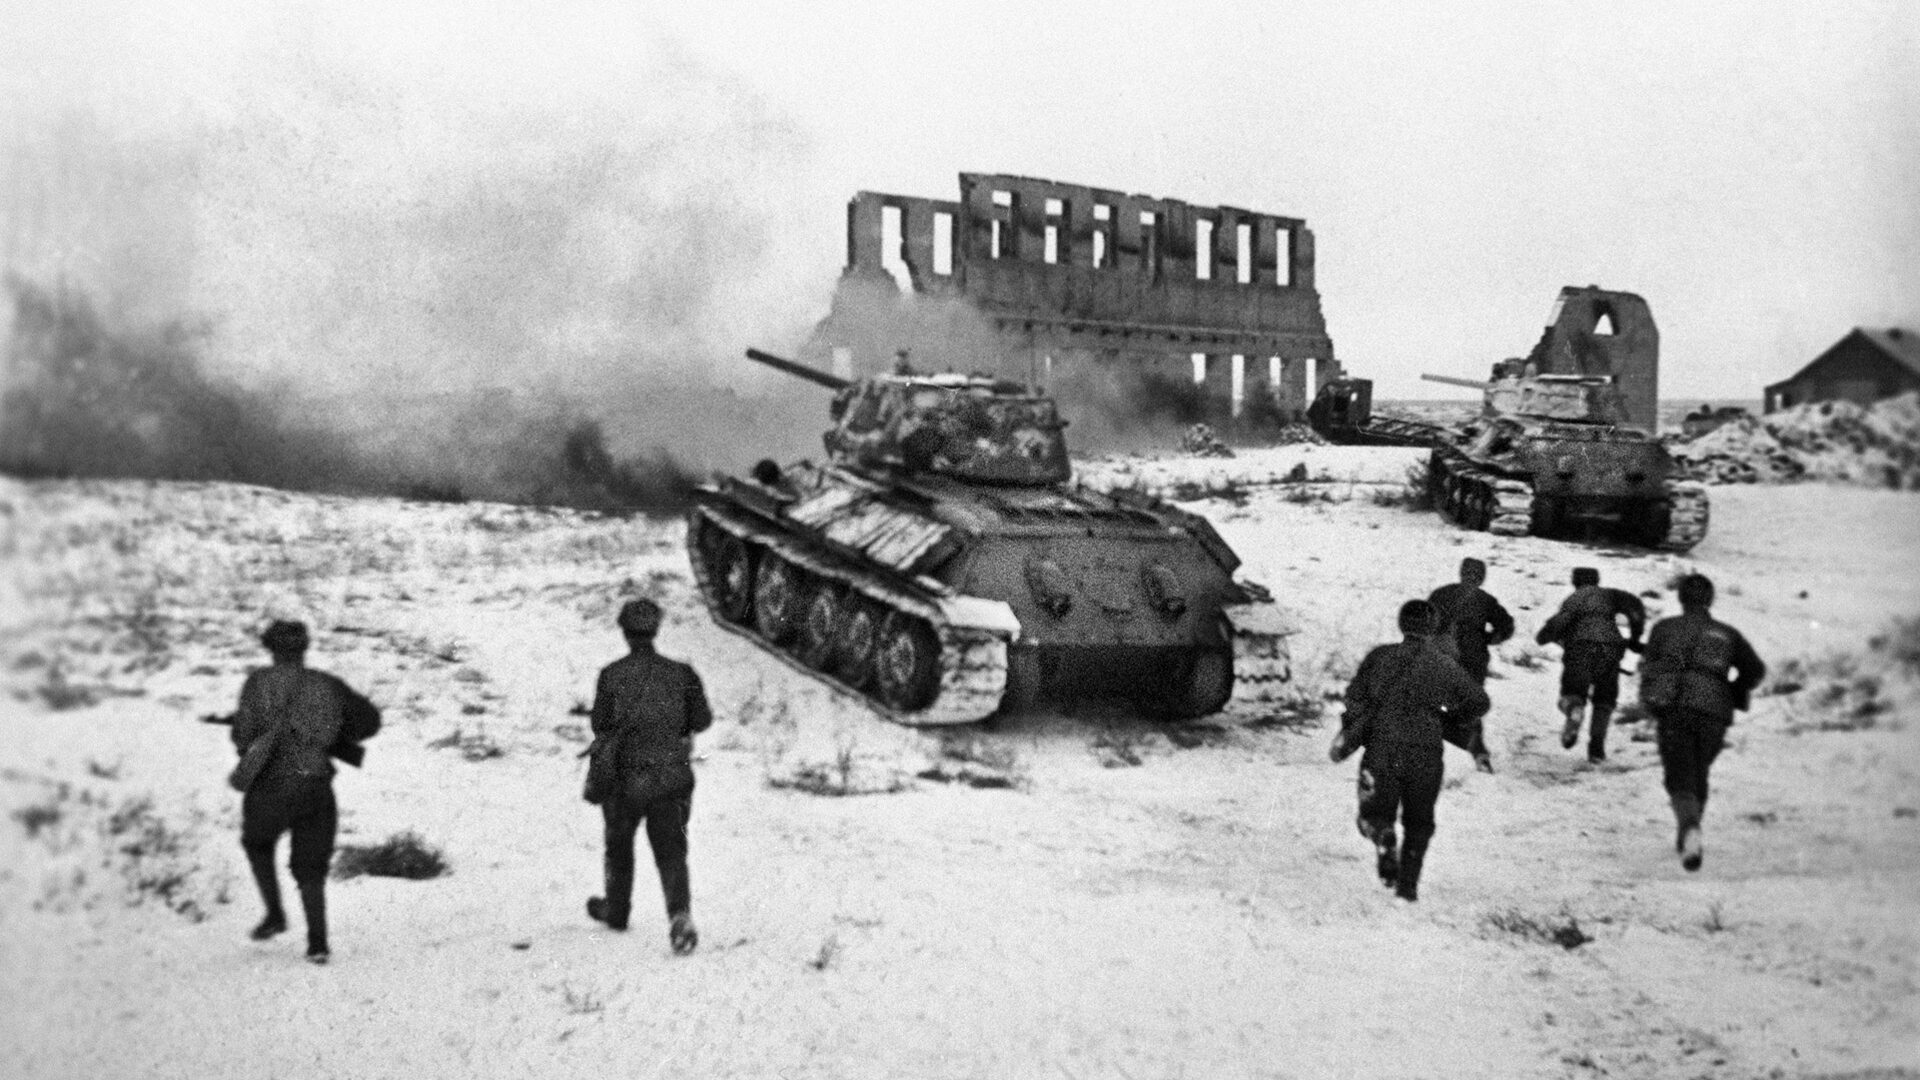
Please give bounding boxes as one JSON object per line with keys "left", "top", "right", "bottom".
{"left": 1421, "top": 369, "right": 1709, "bottom": 551}
{"left": 686, "top": 349, "right": 1296, "bottom": 725}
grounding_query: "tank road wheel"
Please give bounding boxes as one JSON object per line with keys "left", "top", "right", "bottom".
{"left": 708, "top": 533, "right": 755, "bottom": 625}
{"left": 797, "top": 583, "right": 843, "bottom": 670}
{"left": 833, "top": 598, "right": 884, "bottom": 688}
{"left": 753, "top": 557, "right": 806, "bottom": 644}
{"left": 1145, "top": 649, "right": 1235, "bottom": 721}
{"left": 874, "top": 612, "right": 942, "bottom": 712}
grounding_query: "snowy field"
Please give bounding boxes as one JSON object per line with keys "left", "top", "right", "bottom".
{"left": 2, "top": 456, "right": 1918, "bottom": 1080}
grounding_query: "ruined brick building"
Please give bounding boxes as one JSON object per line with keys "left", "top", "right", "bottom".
{"left": 800, "top": 173, "right": 1339, "bottom": 425}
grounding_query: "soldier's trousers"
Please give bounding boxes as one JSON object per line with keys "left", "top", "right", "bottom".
{"left": 1356, "top": 743, "right": 1444, "bottom": 862}
{"left": 1559, "top": 642, "right": 1624, "bottom": 711}
{"left": 1457, "top": 647, "right": 1491, "bottom": 685}
{"left": 1657, "top": 706, "right": 1729, "bottom": 833}
{"left": 603, "top": 792, "right": 693, "bottom": 925}
{"left": 241, "top": 777, "right": 336, "bottom": 950}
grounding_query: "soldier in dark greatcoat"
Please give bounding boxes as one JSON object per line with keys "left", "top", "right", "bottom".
{"left": 1536, "top": 567, "right": 1645, "bottom": 763}
{"left": 1427, "top": 556, "right": 1515, "bottom": 685}
{"left": 1331, "top": 600, "right": 1492, "bottom": 903}
{"left": 230, "top": 620, "right": 380, "bottom": 965}
{"left": 1641, "top": 574, "right": 1765, "bottom": 872}
{"left": 583, "top": 598, "right": 713, "bottom": 954}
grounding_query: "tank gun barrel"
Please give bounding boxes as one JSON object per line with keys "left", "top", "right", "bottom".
{"left": 745, "top": 348, "right": 850, "bottom": 391}
{"left": 1421, "top": 374, "right": 1491, "bottom": 391}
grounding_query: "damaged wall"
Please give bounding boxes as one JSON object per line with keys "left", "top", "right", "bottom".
{"left": 807, "top": 172, "right": 1338, "bottom": 428}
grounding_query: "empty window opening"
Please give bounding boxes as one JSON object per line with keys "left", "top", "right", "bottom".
{"left": 1140, "top": 211, "right": 1160, "bottom": 276}
{"left": 1231, "top": 354, "right": 1246, "bottom": 416}
{"left": 1044, "top": 226, "right": 1059, "bottom": 264}
{"left": 1042, "top": 353, "right": 1054, "bottom": 389}
{"left": 932, "top": 212, "right": 953, "bottom": 276}
{"left": 1269, "top": 356, "right": 1282, "bottom": 391}
{"left": 1236, "top": 223, "right": 1253, "bottom": 284}
{"left": 1592, "top": 307, "right": 1617, "bottom": 335}
{"left": 1191, "top": 352, "right": 1208, "bottom": 385}
{"left": 880, "top": 205, "right": 913, "bottom": 292}
{"left": 1092, "top": 204, "right": 1111, "bottom": 269}
{"left": 992, "top": 190, "right": 1013, "bottom": 207}
{"left": 990, "top": 220, "right": 1003, "bottom": 260}
{"left": 1305, "top": 357, "right": 1318, "bottom": 398}
{"left": 1274, "top": 227, "right": 1292, "bottom": 286}
{"left": 1195, "top": 219, "right": 1214, "bottom": 280}
{"left": 1092, "top": 231, "right": 1107, "bottom": 268}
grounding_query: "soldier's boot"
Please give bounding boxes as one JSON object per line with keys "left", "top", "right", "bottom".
{"left": 586, "top": 897, "right": 630, "bottom": 932}
{"left": 1670, "top": 792, "right": 1705, "bottom": 872}
{"left": 669, "top": 911, "right": 699, "bottom": 956}
{"left": 1375, "top": 836, "right": 1400, "bottom": 889}
{"left": 1394, "top": 838, "right": 1429, "bottom": 903}
{"left": 244, "top": 843, "right": 287, "bottom": 940}
{"left": 295, "top": 875, "right": 329, "bottom": 964}
{"left": 1587, "top": 707, "right": 1614, "bottom": 764}
{"left": 1558, "top": 697, "right": 1584, "bottom": 750}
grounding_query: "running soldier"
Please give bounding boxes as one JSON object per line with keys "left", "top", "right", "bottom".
{"left": 1641, "top": 574, "right": 1765, "bottom": 871}
{"left": 229, "top": 620, "right": 380, "bottom": 965}
{"left": 1330, "top": 600, "right": 1492, "bottom": 903}
{"left": 1427, "top": 557, "right": 1515, "bottom": 685}
{"left": 583, "top": 598, "right": 712, "bottom": 954}
{"left": 1536, "top": 567, "right": 1645, "bottom": 763}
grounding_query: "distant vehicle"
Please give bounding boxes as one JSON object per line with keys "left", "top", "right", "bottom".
{"left": 1306, "top": 377, "right": 1444, "bottom": 447}
{"left": 685, "top": 349, "right": 1296, "bottom": 725}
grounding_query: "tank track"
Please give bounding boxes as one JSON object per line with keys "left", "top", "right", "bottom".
{"left": 689, "top": 505, "right": 1015, "bottom": 726}
{"left": 1223, "top": 599, "right": 1296, "bottom": 710}
{"left": 1658, "top": 480, "right": 1710, "bottom": 553}
{"left": 1431, "top": 454, "right": 1534, "bottom": 537}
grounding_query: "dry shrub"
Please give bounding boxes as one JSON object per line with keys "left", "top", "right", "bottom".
{"left": 333, "top": 831, "right": 448, "bottom": 880}
{"left": 1481, "top": 908, "right": 1591, "bottom": 950}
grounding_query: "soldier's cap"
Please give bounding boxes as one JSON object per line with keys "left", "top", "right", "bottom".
{"left": 261, "top": 620, "right": 310, "bottom": 653}
{"left": 1677, "top": 573, "right": 1715, "bottom": 608}
{"left": 617, "top": 598, "right": 663, "bottom": 638}
{"left": 1397, "top": 599, "right": 1438, "bottom": 635}
{"left": 1460, "top": 557, "right": 1487, "bottom": 579}
{"left": 1572, "top": 567, "right": 1600, "bottom": 587}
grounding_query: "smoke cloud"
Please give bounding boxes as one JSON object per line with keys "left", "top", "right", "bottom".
{"left": 2, "top": 3, "right": 829, "bottom": 505}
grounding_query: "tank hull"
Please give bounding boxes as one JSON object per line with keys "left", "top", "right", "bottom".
{"left": 688, "top": 463, "right": 1294, "bottom": 725}
{"left": 1427, "top": 426, "right": 1708, "bottom": 551}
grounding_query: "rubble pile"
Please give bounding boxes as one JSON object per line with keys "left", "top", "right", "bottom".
{"left": 1179, "top": 424, "right": 1236, "bottom": 458}
{"left": 1671, "top": 392, "right": 1920, "bottom": 488}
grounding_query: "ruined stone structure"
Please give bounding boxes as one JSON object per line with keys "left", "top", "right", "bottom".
{"left": 802, "top": 173, "right": 1338, "bottom": 424}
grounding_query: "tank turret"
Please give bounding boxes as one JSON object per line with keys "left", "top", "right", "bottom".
{"left": 688, "top": 348, "right": 1297, "bottom": 726}
{"left": 746, "top": 348, "right": 1071, "bottom": 485}
{"left": 1421, "top": 370, "right": 1631, "bottom": 425}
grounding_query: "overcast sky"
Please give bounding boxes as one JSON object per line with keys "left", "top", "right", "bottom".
{"left": 5, "top": 0, "right": 1916, "bottom": 400}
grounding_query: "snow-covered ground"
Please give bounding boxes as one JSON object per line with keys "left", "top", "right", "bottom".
{"left": 2, "top": 465, "right": 1918, "bottom": 1080}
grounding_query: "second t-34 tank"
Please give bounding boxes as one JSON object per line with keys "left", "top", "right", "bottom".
{"left": 686, "top": 349, "right": 1295, "bottom": 726}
